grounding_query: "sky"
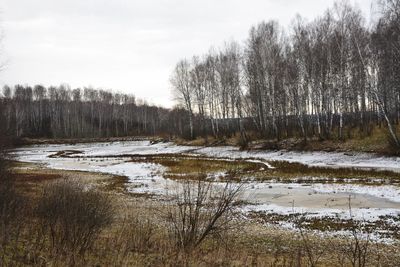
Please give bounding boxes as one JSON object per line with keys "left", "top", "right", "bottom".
{"left": 0, "top": 0, "right": 375, "bottom": 107}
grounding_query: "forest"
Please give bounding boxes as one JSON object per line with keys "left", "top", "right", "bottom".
{"left": 0, "top": 0, "right": 399, "bottom": 147}
{"left": 0, "top": 84, "right": 189, "bottom": 138}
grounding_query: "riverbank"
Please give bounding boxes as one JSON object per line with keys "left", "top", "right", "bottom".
{"left": 14, "top": 124, "right": 400, "bottom": 156}
{"left": 175, "top": 125, "right": 400, "bottom": 156}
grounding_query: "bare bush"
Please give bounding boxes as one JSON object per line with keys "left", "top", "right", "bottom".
{"left": 340, "top": 220, "right": 371, "bottom": 267}
{"left": 295, "top": 217, "right": 328, "bottom": 267}
{"left": 37, "top": 180, "right": 114, "bottom": 256}
{"left": 163, "top": 180, "right": 241, "bottom": 252}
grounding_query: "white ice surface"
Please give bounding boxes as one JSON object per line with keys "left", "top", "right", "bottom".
{"left": 243, "top": 202, "right": 400, "bottom": 222}
{"left": 244, "top": 181, "right": 400, "bottom": 203}
{"left": 193, "top": 146, "right": 400, "bottom": 172}
{"left": 11, "top": 142, "right": 179, "bottom": 195}
{"left": 11, "top": 141, "right": 400, "bottom": 224}
{"left": 13, "top": 141, "right": 400, "bottom": 172}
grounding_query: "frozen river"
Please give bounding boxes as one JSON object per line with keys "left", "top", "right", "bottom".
{"left": 12, "top": 141, "right": 400, "bottom": 226}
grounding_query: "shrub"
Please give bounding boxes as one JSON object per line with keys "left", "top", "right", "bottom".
{"left": 37, "top": 180, "right": 114, "bottom": 255}
{"left": 163, "top": 180, "right": 241, "bottom": 252}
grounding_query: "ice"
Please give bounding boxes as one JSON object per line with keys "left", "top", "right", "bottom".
{"left": 311, "top": 183, "right": 400, "bottom": 203}
{"left": 12, "top": 141, "right": 400, "bottom": 172}
{"left": 11, "top": 142, "right": 179, "bottom": 195}
{"left": 193, "top": 146, "right": 400, "bottom": 172}
{"left": 243, "top": 202, "right": 400, "bottom": 222}
{"left": 11, "top": 141, "right": 400, "bottom": 231}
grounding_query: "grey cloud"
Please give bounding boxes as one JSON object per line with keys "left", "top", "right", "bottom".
{"left": 0, "top": 0, "right": 373, "bottom": 107}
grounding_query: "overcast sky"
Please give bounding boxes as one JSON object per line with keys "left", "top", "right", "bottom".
{"left": 0, "top": 0, "right": 374, "bottom": 107}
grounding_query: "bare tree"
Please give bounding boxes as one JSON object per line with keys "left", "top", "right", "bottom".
{"left": 171, "top": 59, "right": 195, "bottom": 139}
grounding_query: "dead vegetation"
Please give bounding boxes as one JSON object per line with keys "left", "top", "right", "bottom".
{"left": 161, "top": 180, "right": 241, "bottom": 252}
{"left": 0, "top": 166, "right": 26, "bottom": 264}
{"left": 2, "top": 163, "right": 400, "bottom": 266}
{"left": 36, "top": 180, "right": 114, "bottom": 256}
{"left": 140, "top": 156, "right": 261, "bottom": 181}
{"left": 128, "top": 153, "right": 400, "bottom": 184}
{"left": 174, "top": 123, "right": 400, "bottom": 157}
{"left": 2, "top": 147, "right": 400, "bottom": 265}
{"left": 254, "top": 160, "right": 400, "bottom": 183}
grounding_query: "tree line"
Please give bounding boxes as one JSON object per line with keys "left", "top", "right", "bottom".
{"left": 0, "top": 84, "right": 192, "bottom": 138}
{"left": 171, "top": 0, "right": 400, "bottom": 145}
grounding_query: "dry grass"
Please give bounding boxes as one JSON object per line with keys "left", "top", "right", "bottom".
{"left": 253, "top": 160, "right": 400, "bottom": 183}
{"left": 3, "top": 160, "right": 400, "bottom": 266}
{"left": 299, "top": 125, "right": 398, "bottom": 154}
{"left": 128, "top": 153, "right": 400, "bottom": 185}
{"left": 248, "top": 210, "right": 400, "bottom": 239}
{"left": 36, "top": 180, "right": 114, "bottom": 256}
{"left": 174, "top": 135, "right": 224, "bottom": 146}
{"left": 148, "top": 156, "right": 261, "bottom": 181}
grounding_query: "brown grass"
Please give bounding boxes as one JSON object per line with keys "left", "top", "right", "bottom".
{"left": 4, "top": 160, "right": 400, "bottom": 266}
{"left": 254, "top": 160, "right": 400, "bottom": 183}
{"left": 127, "top": 153, "right": 400, "bottom": 185}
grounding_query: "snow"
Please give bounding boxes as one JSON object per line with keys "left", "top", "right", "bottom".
{"left": 13, "top": 141, "right": 400, "bottom": 172}
{"left": 193, "top": 146, "right": 400, "bottom": 172}
{"left": 11, "top": 142, "right": 178, "bottom": 195}
{"left": 243, "top": 202, "right": 400, "bottom": 222}
{"left": 11, "top": 141, "right": 196, "bottom": 160}
{"left": 243, "top": 181, "right": 400, "bottom": 203}
{"left": 11, "top": 140, "right": 400, "bottom": 235}
{"left": 311, "top": 183, "right": 400, "bottom": 203}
